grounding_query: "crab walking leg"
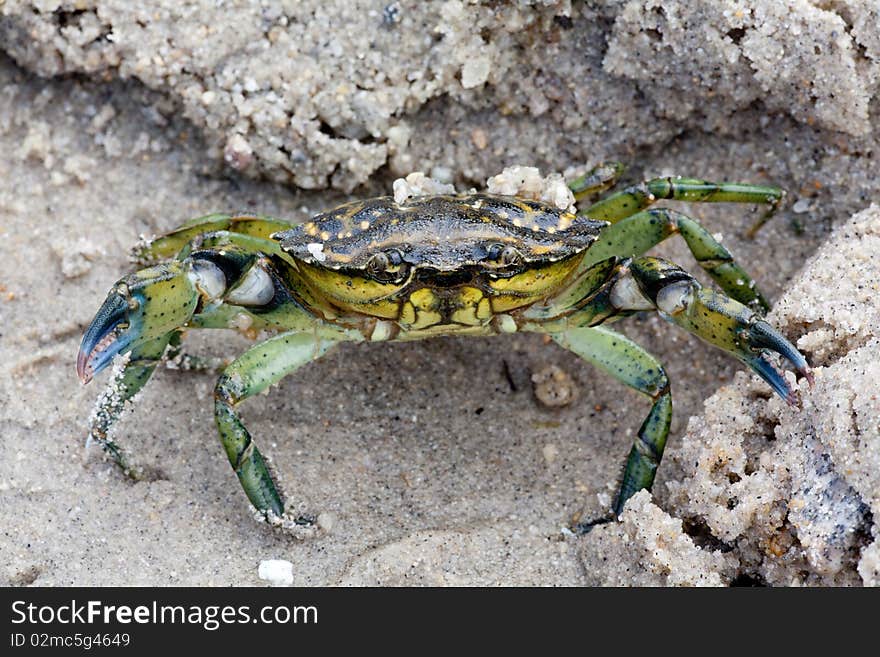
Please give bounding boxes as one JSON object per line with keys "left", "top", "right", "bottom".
{"left": 86, "top": 332, "right": 176, "bottom": 474}
{"left": 567, "top": 162, "right": 625, "bottom": 201}
{"left": 525, "top": 255, "right": 810, "bottom": 525}
{"left": 550, "top": 326, "right": 672, "bottom": 529}
{"left": 582, "top": 177, "right": 785, "bottom": 225}
{"left": 214, "top": 330, "right": 352, "bottom": 517}
{"left": 78, "top": 260, "right": 205, "bottom": 472}
{"left": 133, "top": 214, "right": 294, "bottom": 263}
{"left": 579, "top": 208, "right": 770, "bottom": 312}
{"left": 163, "top": 331, "right": 229, "bottom": 372}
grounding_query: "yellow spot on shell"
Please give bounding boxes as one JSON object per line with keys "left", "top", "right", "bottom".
{"left": 360, "top": 220, "right": 370, "bottom": 230}
{"left": 320, "top": 231, "right": 331, "bottom": 240}
{"left": 410, "top": 288, "right": 437, "bottom": 308}
{"left": 530, "top": 244, "right": 555, "bottom": 254}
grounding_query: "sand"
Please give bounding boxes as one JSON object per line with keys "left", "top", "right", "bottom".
{"left": 1, "top": 1, "right": 878, "bottom": 586}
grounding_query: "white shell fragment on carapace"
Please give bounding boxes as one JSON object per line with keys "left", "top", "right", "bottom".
{"left": 306, "top": 242, "right": 327, "bottom": 262}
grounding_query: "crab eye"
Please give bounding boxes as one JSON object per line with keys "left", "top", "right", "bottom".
{"left": 486, "top": 243, "right": 523, "bottom": 264}
{"left": 367, "top": 252, "right": 390, "bottom": 275}
{"left": 485, "top": 243, "right": 504, "bottom": 260}
{"left": 500, "top": 246, "right": 523, "bottom": 266}
{"left": 485, "top": 244, "right": 525, "bottom": 278}
{"left": 366, "top": 250, "right": 409, "bottom": 284}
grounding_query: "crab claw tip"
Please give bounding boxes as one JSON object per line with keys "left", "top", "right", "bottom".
{"left": 76, "top": 349, "right": 93, "bottom": 384}
{"left": 803, "top": 366, "right": 815, "bottom": 387}
{"left": 744, "top": 321, "right": 815, "bottom": 402}
{"left": 77, "top": 291, "right": 133, "bottom": 383}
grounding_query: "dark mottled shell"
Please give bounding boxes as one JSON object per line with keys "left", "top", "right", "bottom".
{"left": 275, "top": 193, "right": 607, "bottom": 271}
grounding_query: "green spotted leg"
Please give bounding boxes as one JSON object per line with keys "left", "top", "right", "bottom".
{"left": 79, "top": 262, "right": 203, "bottom": 474}
{"left": 79, "top": 242, "right": 318, "bottom": 485}
{"left": 528, "top": 256, "right": 810, "bottom": 529}
{"left": 133, "top": 214, "right": 294, "bottom": 264}
{"left": 86, "top": 332, "right": 176, "bottom": 475}
{"left": 213, "top": 330, "right": 348, "bottom": 519}
{"left": 550, "top": 326, "right": 672, "bottom": 532}
{"left": 580, "top": 208, "right": 770, "bottom": 312}
{"left": 581, "top": 177, "right": 785, "bottom": 229}
{"left": 568, "top": 162, "right": 625, "bottom": 202}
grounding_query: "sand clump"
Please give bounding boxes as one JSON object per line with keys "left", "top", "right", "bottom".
{"left": 2, "top": 1, "right": 878, "bottom": 190}
{"left": 577, "top": 491, "right": 739, "bottom": 586}
{"left": 663, "top": 206, "right": 880, "bottom": 586}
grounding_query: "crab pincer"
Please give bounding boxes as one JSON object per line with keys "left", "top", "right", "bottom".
{"left": 77, "top": 284, "right": 137, "bottom": 385}
{"left": 77, "top": 262, "right": 209, "bottom": 472}
{"left": 641, "top": 263, "right": 813, "bottom": 406}
{"left": 77, "top": 263, "right": 201, "bottom": 384}
{"left": 739, "top": 320, "right": 813, "bottom": 405}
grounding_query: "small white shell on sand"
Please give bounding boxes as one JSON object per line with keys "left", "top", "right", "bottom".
{"left": 258, "top": 559, "right": 294, "bottom": 586}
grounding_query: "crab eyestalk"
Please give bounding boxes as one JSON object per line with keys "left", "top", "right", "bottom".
{"left": 77, "top": 262, "right": 207, "bottom": 384}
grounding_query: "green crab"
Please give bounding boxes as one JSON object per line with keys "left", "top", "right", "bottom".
{"left": 78, "top": 165, "right": 811, "bottom": 531}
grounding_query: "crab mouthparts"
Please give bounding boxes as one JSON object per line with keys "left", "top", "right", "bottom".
{"left": 77, "top": 293, "right": 132, "bottom": 384}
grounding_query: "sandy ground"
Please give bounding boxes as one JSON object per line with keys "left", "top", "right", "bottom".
{"left": 1, "top": 1, "right": 878, "bottom": 586}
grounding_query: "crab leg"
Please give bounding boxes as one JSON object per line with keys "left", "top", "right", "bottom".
{"left": 213, "top": 329, "right": 354, "bottom": 518}
{"left": 581, "top": 177, "right": 784, "bottom": 228}
{"left": 579, "top": 208, "right": 770, "bottom": 312}
{"left": 163, "top": 331, "right": 229, "bottom": 372}
{"left": 550, "top": 326, "right": 672, "bottom": 531}
{"left": 78, "top": 261, "right": 203, "bottom": 470}
{"left": 567, "top": 162, "right": 625, "bottom": 201}
{"left": 84, "top": 332, "right": 177, "bottom": 474}
{"left": 133, "top": 214, "right": 294, "bottom": 263}
{"left": 78, "top": 244, "right": 307, "bottom": 472}
{"left": 526, "top": 255, "right": 810, "bottom": 524}
{"left": 625, "top": 257, "right": 812, "bottom": 400}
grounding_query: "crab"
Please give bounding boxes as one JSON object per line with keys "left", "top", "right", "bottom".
{"left": 77, "top": 165, "right": 812, "bottom": 532}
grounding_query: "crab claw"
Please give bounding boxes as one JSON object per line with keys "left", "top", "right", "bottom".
{"left": 741, "top": 321, "right": 813, "bottom": 405}
{"left": 78, "top": 262, "right": 200, "bottom": 384}
{"left": 77, "top": 287, "right": 136, "bottom": 383}
{"left": 650, "top": 276, "right": 812, "bottom": 406}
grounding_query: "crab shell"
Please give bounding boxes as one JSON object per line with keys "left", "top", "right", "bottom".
{"left": 273, "top": 194, "right": 610, "bottom": 328}
{"left": 276, "top": 194, "right": 608, "bottom": 271}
